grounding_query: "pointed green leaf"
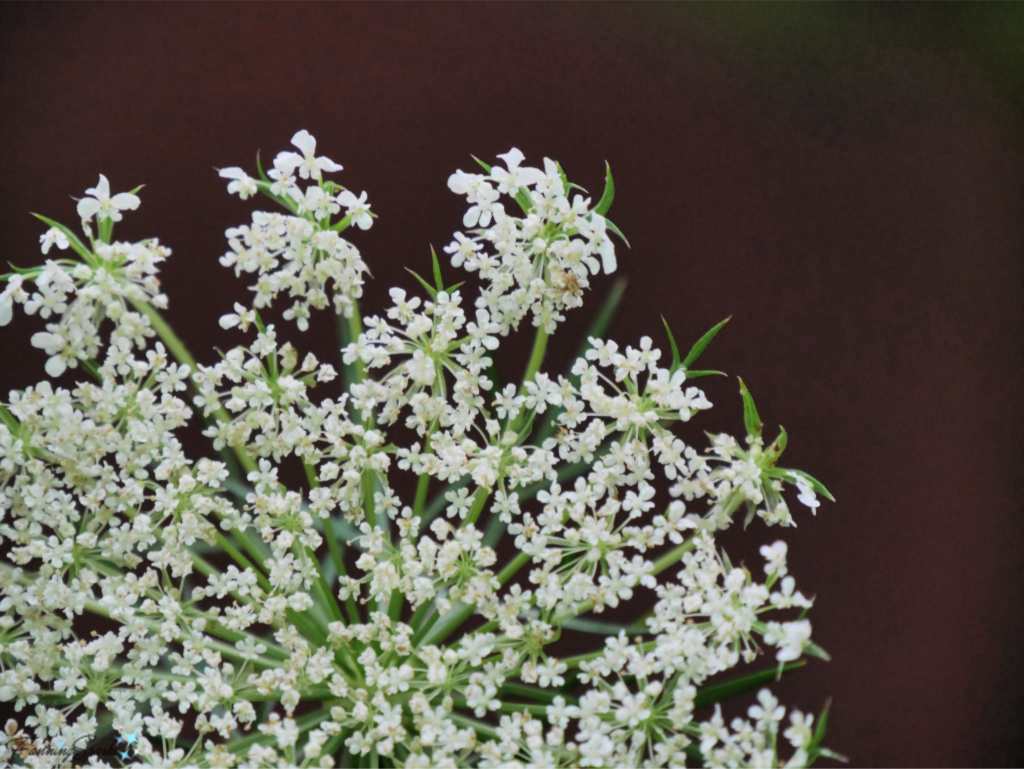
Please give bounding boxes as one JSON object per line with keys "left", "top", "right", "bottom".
{"left": 560, "top": 616, "right": 650, "bottom": 635}
{"left": 555, "top": 161, "right": 570, "bottom": 196}
{"left": 330, "top": 213, "right": 354, "bottom": 232}
{"left": 472, "top": 155, "right": 493, "bottom": 174}
{"left": 431, "top": 247, "right": 444, "bottom": 292}
{"left": 738, "top": 378, "right": 763, "bottom": 439}
{"left": 683, "top": 369, "right": 727, "bottom": 379}
{"left": 254, "top": 181, "right": 298, "bottom": 214}
{"left": 777, "top": 468, "right": 836, "bottom": 502}
{"left": 255, "top": 151, "right": 270, "bottom": 183}
{"left": 406, "top": 269, "right": 438, "bottom": 299}
{"left": 804, "top": 641, "right": 832, "bottom": 661}
{"left": 662, "top": 316, "right": 682, "bottom": 371}
{"left": 766, "top": 426, "right": 788, "bottom": 466}
{"left": 514, "top": 186, "right": 533, "bottom": 215}
{"left": 812, "top": 701, "right": 830, "bottom": 746}
{"left": 31, "top": 214, "right": 92, "bottom": 260}
{"left": 693, "top": 661, "right": 806, "bottom": 709}
{"left": 604, "top": 216, "right": 629, "bottom": 247}
{"left": 682, "top": 316, "right": 730, "bottom": 370}
{"left": 593, "top": 162, "right": 615, "bottom": 216}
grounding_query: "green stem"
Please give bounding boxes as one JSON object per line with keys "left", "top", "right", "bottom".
{"left": 210, "top": 531, "right": 272, "bottom": 592}
{"left": 418, "top": 602, "right": 474, "bottom": 647}
{"left": 497, "top": 552, "right": 531, "bottom": 586}
{"left": 463, "top": 486, "right": 491, "bottom": 527}
{"left": 412, "top": 471, "right": 431, "bottom": 519}
{"left": 651, "top": 536, "right": 696, "bottom": 576}
{"left": 520, "top": 326, "right": 549, "bottom": 393}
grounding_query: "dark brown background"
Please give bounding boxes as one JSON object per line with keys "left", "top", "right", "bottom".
{"left": 1, "top": 3, "right": 1022, "bottom": 766}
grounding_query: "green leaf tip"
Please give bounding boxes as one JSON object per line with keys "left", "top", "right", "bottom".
{"left": 682, "top": 316, "right": 730, "bottom": 371}
{"left": 472, "top": 155, "right": 493, "bottom": 174}
{"left": 661, "top": 316, "right": 682, "bottom": 371}
{"left": 593, "top": 162, "right": 615, "bottom": 217}
{"left": 430, "top": 246, "right": 445, "bottom": 293}
{"left": 738, "top": 377, "right": 764, "bottom": 438}
{"left": 405, "top": 268, "right": 438, "bottom": 299}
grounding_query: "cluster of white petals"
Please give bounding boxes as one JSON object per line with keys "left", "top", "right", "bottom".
{"left": 445, "top": 149, "right": 619, "bottom": 335}
{"left": 0, "top": 132, "right": 838, "bottom": 768}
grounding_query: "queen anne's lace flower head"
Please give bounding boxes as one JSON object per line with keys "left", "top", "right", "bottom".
{"left": 0, "top": 131, "right": 839, "bottom": 768}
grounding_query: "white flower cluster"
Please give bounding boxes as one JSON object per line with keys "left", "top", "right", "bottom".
{"left": 0, "top": 174, "right": 166, "bottom": 377}
{"left": 445, "top": 149, "right": 621, "bottom": 335}
{"left": 218, "top": 130, "right": 372, "bottom": 329}
{"left": 0, "top": 132, "right": 839, "bottom": 768}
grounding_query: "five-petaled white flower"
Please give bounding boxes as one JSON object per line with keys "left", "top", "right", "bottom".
{"left": 338, "top": 190, "right": 373, "bottom": 230}
{"left": 274, "top": 129, "right": 343, "bottom": 180}
{"left": 491, "top": 148, "right": 544, "bottom": 194}
{"left": 76, "top": 175, "right": 141, "bottom": 223}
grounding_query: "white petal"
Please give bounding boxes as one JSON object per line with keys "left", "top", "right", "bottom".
{"left": 517, "top": 167, "right": 545, "bottom": 187}
{"left": 111, "top": 192, "right": 140, "bottom": 211}
{"left": 600, "top": 241, "right": 617, "bottom": 274}
{"left": 219, "top": 166, "right": 246, "bottom": 180}
{"left": 291, "top": 129, "right": 316, "bottom": 158}
{"left": 45, "top": 355, "right": 67, "bottom": 378}
{"left": 31, "top": 332, "right": 60, "bottom": 351}
{"left": 496, "top": 148, "right": 525, "bottom": 170}
{"left": 0, "top": 294, "right": 12, "bottom": 326}
{"left": 88, "top": 174, "right": 110, "bottom": 200}
{"left": 317, "top": 157, "right": 343, "bottom": 173}
{"left": 447, "top": 171, "right": 469, "bottom": 194}
{"left": 273, "top": 151, "right": 302, "bottom": 174}
{"left": 77, "top": 197, "right": 100, "bottom": 220}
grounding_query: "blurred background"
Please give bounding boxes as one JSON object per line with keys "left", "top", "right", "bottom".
{"left": 1, "top": 3, "right": 1021, "bottom": 766}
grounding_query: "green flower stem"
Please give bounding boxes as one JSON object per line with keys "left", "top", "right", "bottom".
{"left": 498, "top": 551, "right": 531, "bottom": 585}
{"left": 412, "top": 470, "right": 431, "bottom": 519}
{"left": 310, "top": 546, "right": 345, "bottom": 624}
{"left": 362, "top": 471, "right": 376, "bottom": 530}
{"left": 348, "top": 309, "right": 364, "bottom": 380}
{"left": 651, "top": 536, "right": 696, "bottom": 576}
{"left": 387, "top": 589, "right": 405, "bottom": 623}
{"left": 448, "top": 712, "right": 501, "bottom": 741}
{"left": 0, "top": 404, "right": 18, "bottom": 432}
{"left": 408, "top": 599, "right": 436, "bottom": 635}
{"left": 498, "top": 681, "right": 568, "bottom": 704}
{"left": 418, "top": 602, "right": 473, "bottom": 647}
{"left": 463, "top": 486, "right": 491, "bottom": 527}
{"left": 303, "top": 459, "right": 319, "bottom": 490}
{"left": 520, "top": 326, "right": 549, "bottom": 393}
